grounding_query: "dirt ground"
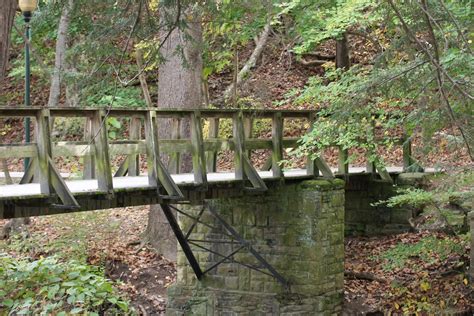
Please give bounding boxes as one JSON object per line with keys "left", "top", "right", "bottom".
{"left": 1, "top": 205, "right": 472, "bottom": 315}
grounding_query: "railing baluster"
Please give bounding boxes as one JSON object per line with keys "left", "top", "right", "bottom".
{"left": 271, "top": 112, "right": 284, "bottom": 178}
{"left": 129, "top": 117, "right": 141, "bottom": 176}
{"left": 366, "top": 119, "right": 376, "bottom": 175}
{"left": 338, "top": 147, "right": 349, "bottom": 175}
{"left": 35, "top": 109, "right": 53, "bottom": 195}
{"left": 83, "top": 117, "right": 95, "bottom": 179}
{"left": 306, "top": 113, "right": 319, "bottom": 177}
{"left": 91, "top": 110, "right": 113, "bottom": 194}
{"left": 244, "top": 116, "right": 253, "bottom": 159}
{"left": 206, "top": 117, "right": 219, "bottom": 173}
{"left": 191, "top": 111, "right": 207, "bottom": 187}
{"left": 145, "top": 111, "right": 159, "bottom": 188}
{"left": 145, "top": 110, "right": 183, "bottom": 198}
{"left": 169, "top": 118, "right": 181, "bottom": 174}
{"left": 233, "top": 112, "right": 246, "bottom": 181}
{"left": 402, "top": 131, "right": 412, "bottom": 171}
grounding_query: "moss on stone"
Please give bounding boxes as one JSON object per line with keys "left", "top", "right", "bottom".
{"left": 297, "top": 179, "right": 345, "bottom": 191}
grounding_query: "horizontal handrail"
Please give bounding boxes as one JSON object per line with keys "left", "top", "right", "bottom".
{"left": 0, "top": 106, "right": 315, "bottom": 118}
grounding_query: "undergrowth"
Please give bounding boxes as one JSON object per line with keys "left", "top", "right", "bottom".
{"left": 0, "top": 254, "right": 132, "bottom": 315}
{"left": 376, "top": 234, "right": 468, "bottom": 271}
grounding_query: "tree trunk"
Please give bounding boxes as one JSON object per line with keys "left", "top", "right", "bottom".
{"left": 48, "top": 0, "right": 73, "bottom": 107}
{"left": 0, "top": 0, "right": 16, "bottom": 84}
{"left": 145, "top": 7, "right": 203, "bottom": 261}
{"left": 336, "top": 32, "right": 350, "bottom": 70}
{"left": 222, "top": 21, "right": 271, "bottom": 101}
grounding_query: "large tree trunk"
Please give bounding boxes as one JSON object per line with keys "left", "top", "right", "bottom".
{"left": 145, "top": 7, "right": 203, "bottom": 261}
{"left": 0, "top": 0, "right": 17, "bottom": 84}
{"left": 48, "top": 0, "right": 73, "bottom": 107}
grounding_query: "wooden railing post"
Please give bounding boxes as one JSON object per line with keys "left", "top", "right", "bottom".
{"left": 145, "top": 110, "right": 160, "bottom": 188}
{"left": 169, "top": 118, "right": 181, "bottom": 174}
{"left": 233, "top": 112, "right": 246, "bottom": 181}
{"left": 191, "top": 111, "right": 207, "bottom": 186}
{"left": 145, "top": 110, "right": 183, "bottom": 198}
{"left": 91, "top": 110, "right": 113, "bottom": 194}
{"left": 402, "top": 131, "right": 413, "bottom": 171}
{"left": 83, "top": 117, "right": 95, "bottom": 179}
{"left": 35, "top": 109, "right": 53, "bottom": 195}
{"left": 206, "top": 118, "right": 219, "bottom": 173}
{"left": 244, "top": 116, "right": 253, "bottom": 159}
{"left": 338, "top": 147, "right": 349, "bottom": 175}
{"left": 271, "top": 112, "right": 284, "bottom": 178}
{"left": 366, "top": 119, "right": 376, "bottom": 175}
{"left": 129, "top": 117, "right": 141, "bottom": 176}
{"left": 306, "top": 113, "right": 319, "bottom": 177}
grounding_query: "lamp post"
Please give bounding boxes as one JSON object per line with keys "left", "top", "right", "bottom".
{"left": 18, "top": 0, "right": 37, "bottom": 170}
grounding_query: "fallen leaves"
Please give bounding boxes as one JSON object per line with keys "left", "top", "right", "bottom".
{"left": 344, "top": 232, "right": 473, "bottom": 314}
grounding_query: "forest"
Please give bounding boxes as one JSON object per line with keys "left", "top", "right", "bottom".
{"left": 0, "top": 0, "right": 473, "bottom": 315}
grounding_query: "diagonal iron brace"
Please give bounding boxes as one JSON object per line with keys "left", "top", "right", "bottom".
{"left": 205, "top": 202, "right": 290, "bottom": 290}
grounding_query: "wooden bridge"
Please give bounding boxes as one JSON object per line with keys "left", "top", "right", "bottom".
{"left": 0, "top": 106, "right": 419, "bottom": 288}
{"left": 0, "top": 106, "right": 413, "bottom": 219}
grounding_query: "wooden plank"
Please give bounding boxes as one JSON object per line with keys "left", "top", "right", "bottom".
{"left": 402, "top": 132, "right": 413, "bottom": 171}
{"left": 271, "top": 112, "right": 284, "bottom": 178}
{"left": 168, "top": 118, "right": 181, "bottom": 174}
{"left": 91, "top": 110, "right": 113, "bottom": 193}
{"left": 191, "top": 111, "right": 208, "bottom": 186}
{"left": 0, "top": 144, "right": 37, "bottom": 159}
{"left": 232, "top": 112, "right": 246, "bottom": 181}
{"left": 19, "top": 158, "right": 37, "bottom": 184}
{"left": 114, "top": 157, "right": 129, "bottom": 177}
{"left": 206, "top": 118, "right": 219, "bottom": 172}
{"left": 306, "top": 113, "right": 319, "bottom": 177}
{"left": 244, "top": 116, "right": 253, "bottom": 159}
{"left": 83, "top": 118, "right": 95, "bottom": 179}
{"left": 376, "top": 163, "right": 394, "bottom": 183}
{"left": 144, "top": 111, "right": 159, "bottom": 188}
{"left": 314, "top": 157, "right": 334, "bottom": 179}
{"left": 35, "top": 109, "right": 53, "bottom": 195}
{"left": 366, "top": 121, "right": 376, "bottom": 176}
{"left": 0, "top": 106, "right": 316, "bottom": 119}
{"left": 338, "top": 147, "right": 349, "bottom": 175}
{"left": 48, "top": 157, "right": 80, "bottom": 208}
{"left": 128, "top": 117, "right": 142, "bottom": 176}
{"left": 243, "top": 155, "right": 267, "bottom": 191}
{"left": 55, "top": 143, "right": 91, "bottom": 157}
{"left": 145, "top": 111, "right": 183, "bottom": 198}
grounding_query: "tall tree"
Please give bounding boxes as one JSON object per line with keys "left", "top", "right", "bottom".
{"left": 144, "top": 4, "right": 203, "bottom": 260}
{"left": 0, "top": 0, "right": 17, "bottom": 84}
{"left": 48, "top": 0, "right": 74, "bottom": 107}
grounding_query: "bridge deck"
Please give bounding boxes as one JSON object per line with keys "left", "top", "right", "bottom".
{"left": 0, "top": 106, "right": 421, "bottom": 218}
{"left": 0, "top": 167, "right": 409, "bottom": 200}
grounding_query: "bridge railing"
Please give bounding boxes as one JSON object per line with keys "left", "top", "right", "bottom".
{"left": 0, "top": 107, "right": 337, "bottom": 204}
{"left": 0, "top": 107, "right": 415, "bottom": 205}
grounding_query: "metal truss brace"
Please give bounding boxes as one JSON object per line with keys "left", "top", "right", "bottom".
{"left": 161, "top": 202, "right": 290, "bottom": 291}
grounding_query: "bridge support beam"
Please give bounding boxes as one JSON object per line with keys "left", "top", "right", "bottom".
{"left": 167, "top": 179, "right": 345, "bottom": 315}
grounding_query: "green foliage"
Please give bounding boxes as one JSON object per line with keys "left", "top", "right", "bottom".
{"left": 85, "top": 86, "right": 146, "bottom": 108}
{"left": 0, "top": 254, "right": 132, "bottom": 315}
{"left": 291, "top": 1, "right": 473, "bottom": 163}
{"left": 376, "top": 235, "right": 468, "bottom": 271}
{"left": 279, "top": 0, "right": 381, "bottom": 54}
{"left": 372, "top": 188, "right": 435, "bottom": 209}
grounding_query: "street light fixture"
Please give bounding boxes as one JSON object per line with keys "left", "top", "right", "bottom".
{"left": 18, "top": 0, "right": 37, "bottom": 170}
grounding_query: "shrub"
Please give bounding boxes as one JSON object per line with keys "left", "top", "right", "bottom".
{"left": 0, "top": 254, "right": 132, "bottom": 315}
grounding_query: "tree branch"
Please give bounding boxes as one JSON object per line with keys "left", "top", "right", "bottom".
{"left": 223, "top": 21, "right": 272, "bottom": 100}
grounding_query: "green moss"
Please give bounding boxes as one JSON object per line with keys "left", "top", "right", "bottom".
{"left": 297, "top": 179, "right": 345, "bottom": 191}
